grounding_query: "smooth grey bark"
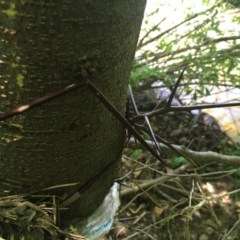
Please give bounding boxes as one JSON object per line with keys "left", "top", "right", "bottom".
{"left": 0, "top": 0, "right": 146, "bottom": 220}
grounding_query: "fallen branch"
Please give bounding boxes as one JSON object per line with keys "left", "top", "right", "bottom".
{"left": 129, "top": 138, "right": 240, "bottom": 166}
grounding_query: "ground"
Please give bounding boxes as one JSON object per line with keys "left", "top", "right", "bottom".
{"left": 110, "top": 151, "right": 240, "bottom": 240}
{"left": 107, "top": 96, "right": 240, "bottom": 240}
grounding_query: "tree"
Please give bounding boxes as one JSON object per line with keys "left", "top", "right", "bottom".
{"left": 0, "top": 0, "right": 146, "bottom": 237}
{"left": 131, "top": 0, "right": 240, "bottom": 101}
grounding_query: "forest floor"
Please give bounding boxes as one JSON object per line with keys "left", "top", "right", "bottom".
{"left": 108, "top": 96, "right": 240, "bottom": 240}
{"left": 112, "top": 154, "right": 240, "bottom": 240}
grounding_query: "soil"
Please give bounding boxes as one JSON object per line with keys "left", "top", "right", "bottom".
{"left": 107, "top": 90, "right": 240, "bottom": 240}
{"left": 109, "top": 153, "right": 240, "bottom": 240}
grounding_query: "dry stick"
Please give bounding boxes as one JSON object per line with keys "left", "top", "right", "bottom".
{"left": 121, "top": 155, "right": 240, "bottom": 198}
{"left": 129, "top": 137, "right": 240, "bottom": 169}
{"left": 159, "top": 183, "right": 189, "bottom": 199}
{"left": 1, "top": 78, "right": 239, "bottom": 167}
{"left": 130, "top": 65, "right": 240, "bottom": 132}
{"left": 120, "top": 163, "right": 191, "bottom": 197}
{"left": 134, "top": 123, "right": 197, "bottom": 166}
{"left": 144, "top": 115, "right": 161, "bottom": 155}
{"left": 151, "top": 64, "right": 187, "bottom": 112}
{"left": 133, "top": 101, "right": 240, "bottom": 120}
{"left": 128, "top": 84, "right": 161, "bottom": 155}
{"left": 195, "top": 178, "right": 221, "bottom": 226}
{"left": 132, "top": 64, "right": 240, "bottom": 118}
{"left": 130, "top": 179, "right": 162, "bottom": 208}
{"left": 222, "top": 218, "right": 240, "bottom": 240}
{"left": 130, "top": 66, "right": 198, "bottom": 166}
{"left": 128, "top": 84, "right": 139, "bottom": 115}
{"left": 0, "top": 82, "right": 85, "bottom": 122}
{"left": 0, "top": 81, "right": 84, "bottom": 198}
{"left": 151, "top": 65, "right": 186, "bottom": 142}
{"left": 142, "top": 139, "right": 240, "bottom": 166}
{"left": 0, "top": 78, "right": 166, "bottom": 207}
{"left": 60, "top": 80, "right": 168, "bottom": 206}
{"left": 165, "top": 64, "right": 187, "bottom": 108}
{"left": 85, "top": 80, "right": 166, "bottom": 166}
{"left": 61, "top": 157, "right": 119, "bottom": 207}
{"left": 121, "top": 195, "right": 201, "bottom": 240}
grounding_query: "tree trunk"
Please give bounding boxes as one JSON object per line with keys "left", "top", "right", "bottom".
{"left": 0, "top": 0, "right": 146, "bottom": 221}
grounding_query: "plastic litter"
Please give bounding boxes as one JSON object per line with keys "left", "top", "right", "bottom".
{"left": 82, "top": 182, "right": 120, "bottom": 240}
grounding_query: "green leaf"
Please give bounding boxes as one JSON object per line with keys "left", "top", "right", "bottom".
{"left": 130, "top": 149, "right": 143, "bottom": 161}
{"left": 170, "top": 156, "right": 187, "bottom": 168}
{"left": 16, "top": 74, "right": 24, "bottom": 88}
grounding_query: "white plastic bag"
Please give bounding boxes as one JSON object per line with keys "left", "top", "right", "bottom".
{"left": 82, "top": 182, "right": 120, "bottom": 240}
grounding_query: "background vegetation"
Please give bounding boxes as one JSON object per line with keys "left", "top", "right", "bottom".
{"left": 132, "top": 0, "right": 240, "bottom": 97}
{"left": 115, "top": 1, "right": 240, "bottom": 239}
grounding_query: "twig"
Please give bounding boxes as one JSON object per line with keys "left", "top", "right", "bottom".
{"left": 129, "top": 139, "right": 240, "bottom": 166}
{"left": 133, "top": 101, "right": 240, "bottom": 120}
{"left": 0, "top": 83, "right": 85, "bottom": 122}
{"left": 222, "top": 218, "right": 240, "bottom": 240}
{"left": 136, "top": 2, "right": 221, "bottom": 52}
{"left": 137, "top": 17, "right": 166, "bottom": 49}
{"left": 195, "top": 175, "right": 221, "bottom": 226}
{"left": 86, "top": 81, "right": 166, "bottom": 166}
{"left": 131, "top": 180, "right": 162, "bottom": 208}
{"left": 165, "top": 65, "right": 188, "bottom": 108}
{"left": 120, "top": 164, "right": 191, "bottom": 197}
{"left": 128, "top": 84, "right": 162, "bottom": 157}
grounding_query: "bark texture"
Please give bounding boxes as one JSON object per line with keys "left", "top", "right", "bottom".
{"left": 0, "top": 0, "right": 146, "bottom": 218}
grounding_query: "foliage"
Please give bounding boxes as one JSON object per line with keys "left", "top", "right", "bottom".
{"left": 170, "top": 156, "right": 187, "bottom": 168}
{"left": 129, "top": 149, "right": 143, "bottom": 161}
{"left": 122, "top": 3, "right": 240, "bottom": 237}
{"left": 131, "top": 0, "right": 240, "bottom": 101}
{"left": 218, "top": 140, "right": 240, "bottom": 156}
